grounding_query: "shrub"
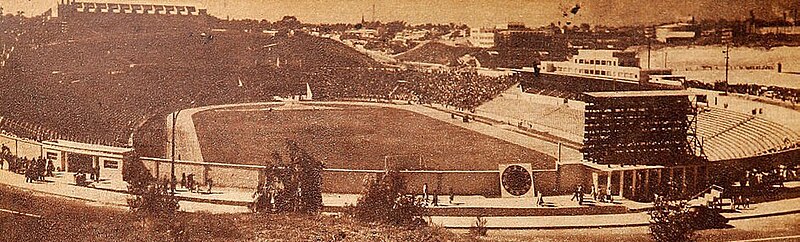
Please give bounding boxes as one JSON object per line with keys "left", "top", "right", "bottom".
{"left": 127, "top": 179, "right": 180, "bottom": 216}
{"left": 469, "top": 216, "right": 488, "bottom": 237}
{"left": 251, "top": 140, "right": 323, "bottom": 214}
{"left": 353, "top": 170, "right": 425, "bottom": 226}
{"left": 649, "top": 182, "right": 695, "bottom": 242}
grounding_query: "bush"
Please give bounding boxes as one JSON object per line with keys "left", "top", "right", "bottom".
{"left": 251, "top": 140, "right": 323, "bottom": 214}
{"left": 469, "top": 216, "right": 488, "bottom": 237}
{"left": 353, "top": 170, "right": 426, "bottom": 226}
{"left": 127, "top": 180, "right": 180, "bottom": 216}
{"left": 649, "top": 182, "right": 695, "bottom": 242}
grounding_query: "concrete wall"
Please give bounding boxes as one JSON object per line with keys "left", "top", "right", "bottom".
{"left": 0, "top": 134, "right": 125, "bottom": 181}
{"left": 0, "top": 134, "right": 43, "bottom": 160}
{"left": 556, "top": 163, "right": 593, "bottom": 194}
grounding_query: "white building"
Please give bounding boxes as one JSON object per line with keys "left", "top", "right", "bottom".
{"left": 655, "top": 23, "right": 696, "bottom": 43}
{"left": 540, "top": 49, "right": 642, "bottom": 83}
{"left": 469, "top": 27, "right": 495, "bottom": 48}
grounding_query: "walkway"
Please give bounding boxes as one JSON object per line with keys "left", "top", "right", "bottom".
{"left": 430, "top": 196, "right": 800, "bottom": 229}
{"left": 0, "top": 170, "right": 249, "bottom": 214}
{"left": 4, "top": 169, "right": 800, "bottom": 229}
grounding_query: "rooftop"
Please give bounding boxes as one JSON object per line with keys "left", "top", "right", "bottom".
{"left": 584, "top": 90, "right": 695, "bottom": 98}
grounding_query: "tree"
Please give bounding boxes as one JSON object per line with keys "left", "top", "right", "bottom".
{"left": 123, "top": 151, "right": 179, "bottom": 216}
{"left": 353, "top": 170, "right": 425, "bottom": 226}
{"left": 252, "top": 140, "right": 323, "bottom": 214}
{"left": 287, "top": 140, "right": 323, "bottom": 213}
{"left": 649, "top": 181, "right": 696, "bottom": 242}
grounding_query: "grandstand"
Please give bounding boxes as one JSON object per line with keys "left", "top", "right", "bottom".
{"left": 696, "top": 107, "right": 800, "bottom": 161}
{"left": 0, "top": 9, "right": 517, "bottom": 150}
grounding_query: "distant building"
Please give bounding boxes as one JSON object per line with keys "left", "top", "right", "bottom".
{"left": 344, "top": 28, "right": 378, "bottom": 39}
{"left": 393, "top": 29, "right": 429, "bottom": 42}
{"left": 655, "top": 23, "right": 697, "bottom": 43}
{"left": 755, "top": 26, "right": 800, "bottom": 35}
{"left": 537, "top": 49, "right": 684, "bottom": 89}
{"left": 56, "top": 0, "right": 209, "bottom": 30}
{"left": 469, "top": 27, "right": 495, "bottom": 48}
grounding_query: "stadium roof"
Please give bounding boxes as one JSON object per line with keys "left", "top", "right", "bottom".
{"left": 584, "top": 90, "right": 695, "bottom": 98}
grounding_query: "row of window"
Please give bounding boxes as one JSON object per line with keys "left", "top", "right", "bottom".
{"left": 555, "top": 66, "right": 639, "bottom": 79}
{"left": 575, "top": 59, "right": 617, "bottom": 66}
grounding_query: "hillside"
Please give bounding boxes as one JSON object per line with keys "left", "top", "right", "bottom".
{"left": 0, "top": 185, "right": 473, "bottom": 241}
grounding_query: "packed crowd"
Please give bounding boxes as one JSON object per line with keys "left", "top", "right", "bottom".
{"left": 1, "top": 13, "right": 518, "bottom": 149}
{"left": 313, "top": 67, "right": 517, "bottom": 111}
{"left": 684, "top": 80, "right": 800, "bottom": 104}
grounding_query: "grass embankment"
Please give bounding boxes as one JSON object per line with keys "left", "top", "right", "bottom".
{"left": 0, "top": 185, "right": 473, "bottom": 241}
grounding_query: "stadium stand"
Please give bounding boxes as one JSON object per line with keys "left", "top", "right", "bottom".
{"left": 696, "top": 107, "right": 800, "bottom": 161}
{"left": 0, "top": 14, "right": 516, "bottom": 149}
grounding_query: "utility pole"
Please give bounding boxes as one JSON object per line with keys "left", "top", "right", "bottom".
{"left": 724, "top": 44, "right": 729, "bottom": 84}
{"left": 722, "top": 28, "right": 732, "bottom": 86}
{"left": 644, "top": 26, "right": 653, "bottom": 69}
{"left": 170, "top": 101, "right": 194, "bottom": 196}
{"left": 171, "top": 111, "right": 178, "bottom": 195}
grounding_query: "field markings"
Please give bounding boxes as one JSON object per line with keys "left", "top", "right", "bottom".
{"left": 0, "top": 208, "right": 43, "bottom": 218}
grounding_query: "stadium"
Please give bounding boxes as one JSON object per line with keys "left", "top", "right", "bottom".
{"left": 1, "top": 0, "right": 799, "bottom": 205}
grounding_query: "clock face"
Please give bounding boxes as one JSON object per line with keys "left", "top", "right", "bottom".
{"left": 502, "top": 165, "right": 532, "bottom": 196}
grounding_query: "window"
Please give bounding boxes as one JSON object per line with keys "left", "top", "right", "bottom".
{"left": 579, "top": 59, "right": 584, "bottom": 64}
{"left": 103, "top": 160, "right": 119, "bottom": 169}
{"left": 590, "top": 60, "right": 595, "bottom": 64}
{"left": 601, "top": 60, "right": 607, "bottom": 65}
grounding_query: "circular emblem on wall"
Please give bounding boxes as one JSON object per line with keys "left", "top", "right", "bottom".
{"left": 501, "top": 165, "right": 532, "bottom": 196}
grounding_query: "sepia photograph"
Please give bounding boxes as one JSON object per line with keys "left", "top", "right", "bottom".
{"left": 0, "top": 0, "right": 800, "bottom": 241}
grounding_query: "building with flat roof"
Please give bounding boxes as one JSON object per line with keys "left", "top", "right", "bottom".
{"left": 655, "top": 23, "right": 697, "bottom": 43}
{"left": 469, "top": 27, "right": 495, "bottom": 48}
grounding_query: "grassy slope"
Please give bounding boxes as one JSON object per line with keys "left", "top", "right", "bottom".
{"left": 0, "top": 185, "right": 472, "bottom": 241}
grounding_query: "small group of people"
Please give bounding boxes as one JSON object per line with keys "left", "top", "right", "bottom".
{"left": 179, "top": 173, "right": 212, "bottom": 194}
{"left": 570, "top": 185, "right": 585, "bottom": 205}
{"left": 23, "top": 156, "right": 54, "bottom": 183}
{"left": 571, "top": 185, "right": 614, "bottom": 205}
{"left": 731, "top": 195, "right": 751, "bottom": 210}
{"left": 421, "top": 183, "right": 455, "bottom": 207}
{"left": 1, "top": 143, "right": 55, "bottom": 184}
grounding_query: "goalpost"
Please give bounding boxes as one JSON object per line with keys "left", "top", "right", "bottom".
{"left": 383, "top": 154, "right": 424, "bottom": 171}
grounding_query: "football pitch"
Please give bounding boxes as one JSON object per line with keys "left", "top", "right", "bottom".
{"left": 193, "top": 104, "right": 554, "bottom": 171}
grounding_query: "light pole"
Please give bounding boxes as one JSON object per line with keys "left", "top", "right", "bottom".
{"left": 171, "top": 100, "right": 194, "bottom": 195}
{"left": 721, "top": 29, "right": 732, "bottom": 88}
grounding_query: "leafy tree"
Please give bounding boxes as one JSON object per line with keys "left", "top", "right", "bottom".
{"left": 287, "top": 140, "right": 323, "bottom": 213}
{"left": 354, "top": 170, "right": 425, "bottom": 226}
{"left": 127, "top": 179, "right": 180, "bottom": 216}
{"left": 649, "top": 181, "right": 695, "bottom": 242}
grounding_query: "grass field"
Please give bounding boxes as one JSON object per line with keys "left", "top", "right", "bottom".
{"left": 193, "top": 104, "right": 555, "bottom": 170}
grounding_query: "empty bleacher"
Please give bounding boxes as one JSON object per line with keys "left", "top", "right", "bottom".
{"left": 696, "top": 107, "right": 800, "bottom": 161}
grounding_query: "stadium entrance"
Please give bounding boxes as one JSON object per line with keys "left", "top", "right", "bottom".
{"left": 67, "top": 153, "right": 95, "bottom": 174}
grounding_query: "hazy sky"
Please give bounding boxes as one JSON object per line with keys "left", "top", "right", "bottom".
{"left": 1, "top": 0, "right": 799, "bottom": 27}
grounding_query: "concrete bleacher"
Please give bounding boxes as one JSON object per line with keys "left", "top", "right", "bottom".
{"left": 697, "top": 107, "right": 800, "bottom": 161}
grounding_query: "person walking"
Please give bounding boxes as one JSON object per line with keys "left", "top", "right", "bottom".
{"left": 206, "top": 177, "right": 213, "bottom": 193}
{"left": 537, "top": 191, "right": 544, "bottom": 207}
{"left": 422, "top": 183, "right": 429, "bottom": 202}
{"left": 180, "top": 173, "right": 186, "bottom": 189}
{"left": 449, "top": 187, "right": 455, "bottom": 204}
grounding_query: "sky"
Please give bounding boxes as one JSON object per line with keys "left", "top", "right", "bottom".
{"left": 1, "top": 0, "right": 799, "bottom": 28}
